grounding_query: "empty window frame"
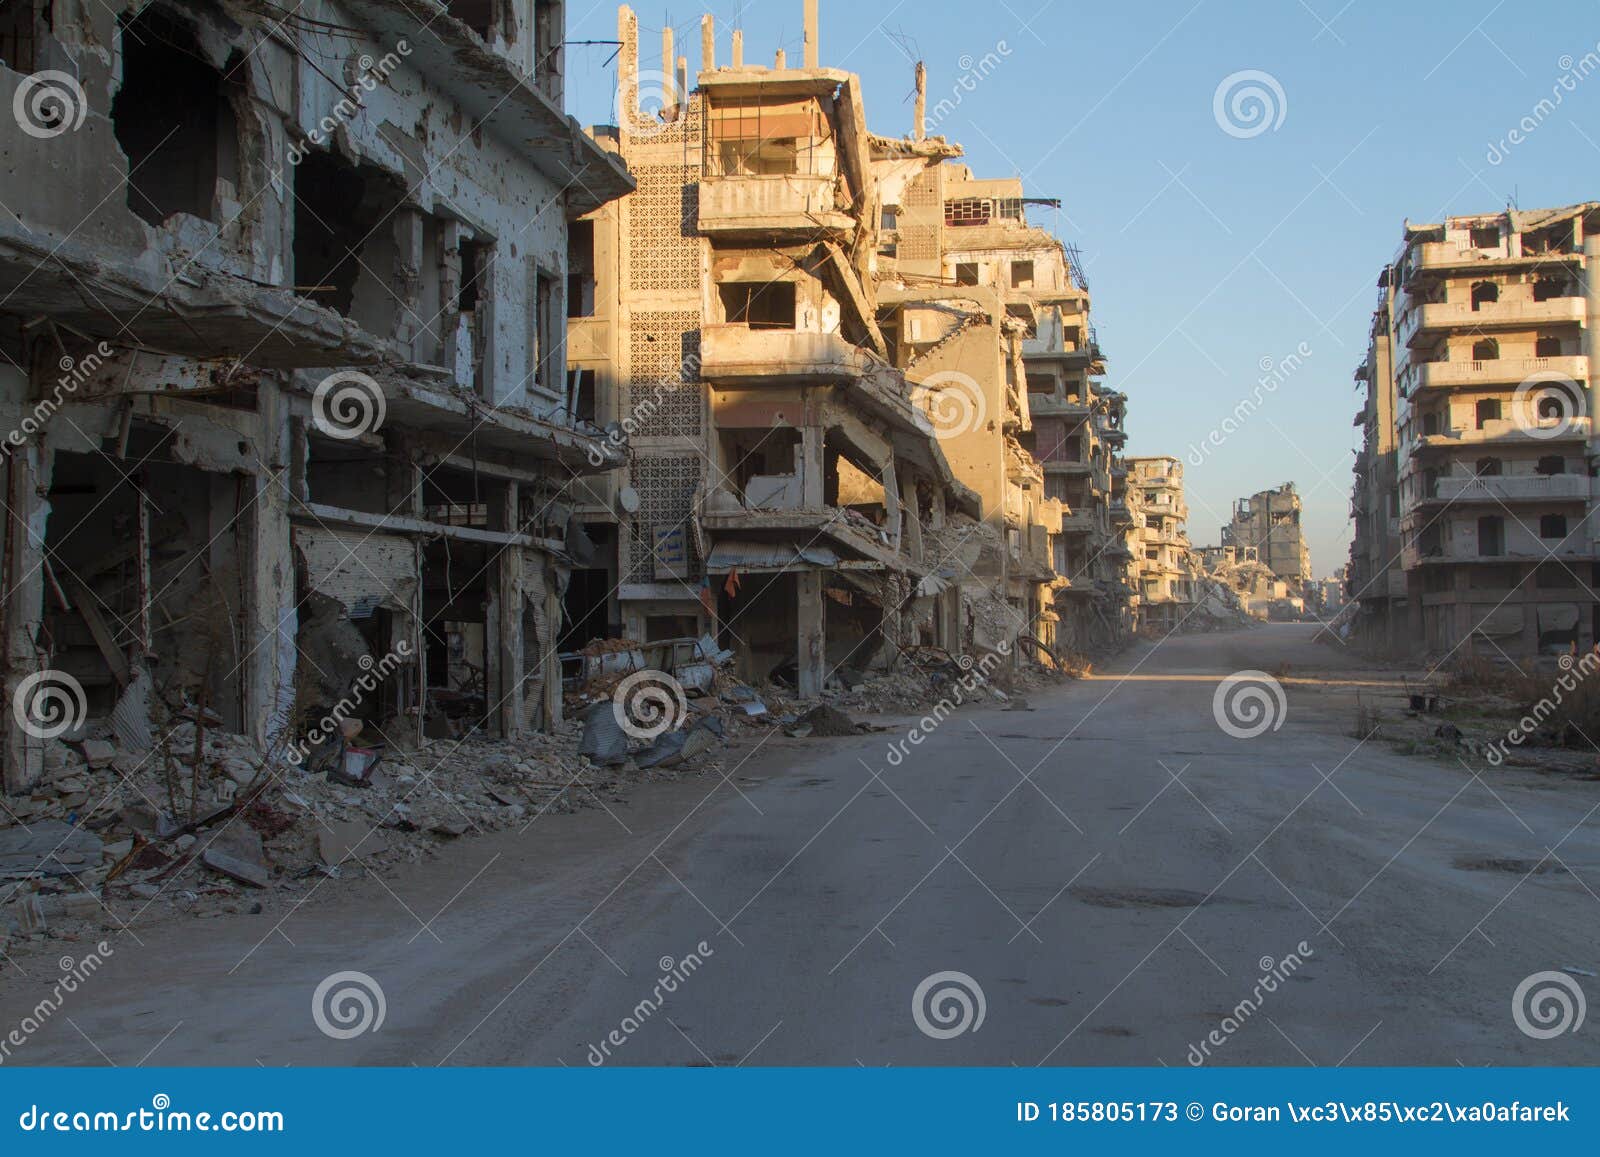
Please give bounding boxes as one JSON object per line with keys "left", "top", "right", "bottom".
{"left": 706, "top": 97, "right": 830, "bottom": 176}
{"left": 718, "top": 281, "right": 796, "bottom": 328}
{"left": 1475, "top": 398, "right": 1501, "bottom": 428}
{"left": 1540, "top": 513, "right": 1569, "bottom": 539}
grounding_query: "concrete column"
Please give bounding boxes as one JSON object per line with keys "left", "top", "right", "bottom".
{"left": 883, "top": 456, "right": 900, "bottom": 551}
{"left": 802, "top": 0, "right": 819, "bottom": 67}
{"left": 701, "top": 14, "right": 715, "bottom": 70}
{"left": 662, "top": 26, "right": 675, "bottom": 101}
{"left": 731, "top": 28, "right": 743, "bottom": 67}
{"left": 1583, "top": 236, "right": 1600, "bottom": 450}
{"left": 914, "top": 62, "right": 926, "bottom": 139}
{"left": 797, "top": 570, "right": 825, "bottom": 697}
{"left": 618, "top": 6, "right": 638, "bottom": 117}
{"left": 544, "top": 578, "right": 563, "bottom": 730}
{"left": 900, "top": 470, "right": 922, "bottom": 561}
{"left": 800, "top": 425, "right": 825, "bottom": 507}
{"left": 775, "top": 48, "right": 786, "bottom": 70}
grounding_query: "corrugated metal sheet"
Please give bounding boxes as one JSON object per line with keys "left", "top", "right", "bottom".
{"left": 294, "top": 527, "right": 417, "bottom": 619}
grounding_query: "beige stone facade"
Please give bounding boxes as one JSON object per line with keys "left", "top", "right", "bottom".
{"left": 1348, "top": 203, "right": 1600, "bottom": 658}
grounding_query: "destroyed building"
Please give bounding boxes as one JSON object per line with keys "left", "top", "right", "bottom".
{"left": 1221, "top": 482, "right": 1312, "bottom": 596}
{"left": 565, "top": 2, "right": 1138, "bottom": 690}
{"left": 1347, "top": 265, "right": 1409, "bottom": 651}
{"left": 1348, "top": 203, "right": 1600, "bottom": 657}
{"left": 0, "top": 0, "right": 635, "bottom": 795}
{"left": 1126, "top": 456, "right": 1195, "bottom": 632}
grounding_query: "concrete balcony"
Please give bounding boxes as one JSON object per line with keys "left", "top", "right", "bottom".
{"left": 1414, "top": 416, "right": 1593, "bottom": 450}
{"left": 1403, "top": 540, "right": 1598, "bottom": 568}
{"left": 1057, "top": 510, "right": 1096, "bottom": 533}
{"left": 1027, "top": 394, "right": 1092, "bottom": 417}
{"left": 1412, "top": 240, "right": 1582, "bottom": 273}
{"left": 1413, "top": 354, "right": 1588, "bottom": 391}
{"left": 1403, "top": 296, "right": 1585, "bottom": 346}
{"left": 1428, "top": 474, "right": 1591, "bottom": 504}
{"left": 700, "top": 325, "right": 872, "bottom": 383}
{"left": 697, "top": 175, "right": 854, "bottom": 239}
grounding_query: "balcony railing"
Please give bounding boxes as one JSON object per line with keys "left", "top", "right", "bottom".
{"left": 1402, "top": 296, "right": 1585, "bottom": 345}
{"left": 1413, "top": 354, "right": 1588, "bottom": 391}
{"left": 1430, "top": 474, "right": 1591, "bottom": 503}
{"left": 697, "top": 174, "right": 853, "bottom": 236}
{"left": 699, "top": 326, "right": 871, "bottom": 383}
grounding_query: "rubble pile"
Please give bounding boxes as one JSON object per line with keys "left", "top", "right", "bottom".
{"left": 0, "top": 717, "right": 726, "bottom": 952}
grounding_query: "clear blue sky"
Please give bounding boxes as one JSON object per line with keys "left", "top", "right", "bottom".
{"left": 561, "top": 0, "right": 1600, "bottom": 579}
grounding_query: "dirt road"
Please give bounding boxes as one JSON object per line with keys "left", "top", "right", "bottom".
{"left": 5, "top": 624, "right": 1598, "bottom": 1067}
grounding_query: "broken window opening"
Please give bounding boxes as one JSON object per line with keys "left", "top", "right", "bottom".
{"left": 447, "top": 0, "right": 498, "bottom": 42}
{"left": 1469, "top": 281, "right": 1498, "bottom": 311}
{"left": 1010, "top": 260, "right": 1035, "bottom": 289}
{"left": 112, "top": 6, "right": 241, "bottom": 227}
{"left": 1477, "top": 515, "right": 1504, "bottom": 556}
{"left": 1470, "top": 226, "right": 1499, "bottom": 249}
{"left": 567, "top": 219, "right": 596, "bottom": 318}
{"left": 1540, "top": 513, "right": 1569, "bottom": 539}
{"left": 1536, "top": 455, "right": 1566, "bottom": 476}
{"left": 1471, "top": 337, "right": 1499, "bottom": 361}
{"left": 532, "top": 266, "right": 561, "bottom": 393}
{"left": 292, "top": 150, "right": 406, "bottom": 322}
{"left": 0, "top": 0, "right": 37, "bottom": 73}
{"left": 719, "top": 280, "right": 796, "bottom": 329}
{"left": 1475, "top": 457, "right": 1502, "bottom": 477}
{"left": 1533, "top": 277, "right": 1573, "bottom": 302}
{"left": 1535, "top": 334, "right": 1563, "bottom": 357}
{"left": 1475, "top": 398, "right": 1501, "bottom": 428}
{"left": 954, "top": 262, "right": 980, "bottom": 287}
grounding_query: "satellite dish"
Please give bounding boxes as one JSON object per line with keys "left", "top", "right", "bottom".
{"left": 618, "top": 485, "right": 642, "bottom": 514}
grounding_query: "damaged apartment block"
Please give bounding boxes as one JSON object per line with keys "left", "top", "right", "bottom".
{"left": 0, "top": 0, "right": 634, "bottom": 796}
{"left": 565, "top": 2, "right": 1138, "bottom": 693}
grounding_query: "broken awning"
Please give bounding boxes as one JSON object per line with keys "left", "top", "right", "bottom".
{"left": 293, "top": 527, "right": 417, "bottom": 619}
{"left": 703, "top": 541, "right": 840, "bottom": 572}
